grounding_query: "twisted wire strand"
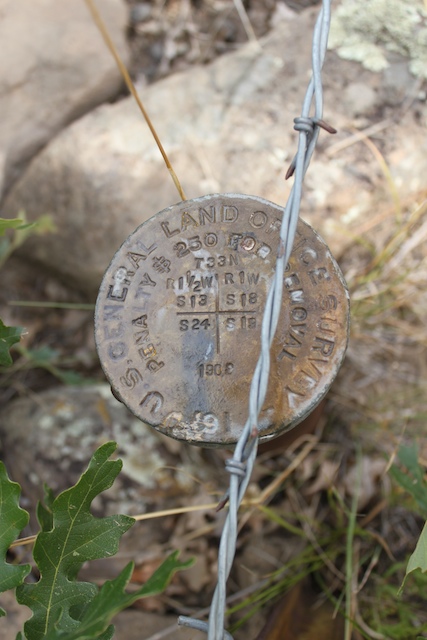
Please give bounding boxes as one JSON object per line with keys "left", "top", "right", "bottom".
{"left": 178, "top": 2, "right": 332, "bottom": 637}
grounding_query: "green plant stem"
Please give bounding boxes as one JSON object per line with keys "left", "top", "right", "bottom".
{"left": 345, "top": 451, "right": 362, "bottom": 640}
{"left": 9, "top": 301, "right": 95, "bottom": 310}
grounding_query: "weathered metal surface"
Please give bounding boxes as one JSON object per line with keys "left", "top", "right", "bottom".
{"left": 95, "top": 193, "right": 349, "bottom": 446}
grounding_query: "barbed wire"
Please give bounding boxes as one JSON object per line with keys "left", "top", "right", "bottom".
{"left": 178, "top": 2, "right": 333, "bottom": 638}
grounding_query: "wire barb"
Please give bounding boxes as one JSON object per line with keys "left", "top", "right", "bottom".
{"left": 178, "top": 2, "right": 333, "bottom": 637}
{"left": 215, "top": 493, "right": 230, "bottom": 512}
{"left": 286, "top": 115, "right": 336, "bottom": 179}
{"left": 314, "top": 118, "right": 337, "bottom": 134}
{"left": 225, "top": 459, "right": 247, "bottom": 478}
{"left": 294, "top": 115, "right": 315, "bottom": 134}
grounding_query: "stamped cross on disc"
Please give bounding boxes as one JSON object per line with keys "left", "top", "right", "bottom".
{"left": 95, "top": 193, "right": 349, "bottom": 446}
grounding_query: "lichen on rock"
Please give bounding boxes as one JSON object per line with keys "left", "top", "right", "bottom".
{"left": 328, "top": 0, "right": 427, "bottom": 78}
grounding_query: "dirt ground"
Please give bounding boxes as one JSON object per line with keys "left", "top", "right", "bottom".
{"left": 126, "top": 0, "right": 321, "bottom": 82}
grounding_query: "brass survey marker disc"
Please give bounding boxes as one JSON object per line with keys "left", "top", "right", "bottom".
{"left": 95, "top": 194, "right": 349, "bottom": 446}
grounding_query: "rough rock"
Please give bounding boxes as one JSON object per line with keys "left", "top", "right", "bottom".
{"left": 3, "top": 7, "right": 427, "bottom": 295}
{"left": 328, "top": 0, "right": 427, "bottom": 78}
{"left": 0, "top": 591, "right": 31, "bottom": 638}
{"left": 343, "top": 82, "right": 378, "bottom": 117}
{"left": 0, "top": 0, "right": 128, "bottom": 199}
{"left": 0, "top": 384, "right": 215, "bottom": 523}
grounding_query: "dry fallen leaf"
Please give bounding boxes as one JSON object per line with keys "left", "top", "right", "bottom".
{"left": 304, "top": 459, "right": 340, "bottom": 496}
{"left": 343, "top": 457, "right": 387, "bottom": 510}
{"left": 255, "top": 580, "right": 345, "bottom": 640}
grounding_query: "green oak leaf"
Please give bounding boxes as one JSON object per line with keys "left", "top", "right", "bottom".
{"left": 390, "top": 443, "right": 427, "bottom": 515}
{"left": 0, "top": 218, "right": 24, "bottom": 235}
{"left": 16, "top": 442, "right": 135, "bottom": 639}
{"left": 0, "top": 319, "right": 24, "bottom": 367}
{"left": 390, "top": 444, "right": 427, "bottom": 592}
{"left": 0, "top": 462, "right": 31, "bottom": 616}
{"left": 44, "top": 552, "right": 193, "bottom": 640}
{"left": 399, "top": 520, "right": 427, "bottom": 594}
{"left": 36, "top": 484, "right": 55, "bottom": 533}
{"left": 406, "top": 521, "right": 427, "bottom": 576}
{"left": 0, "top": 214, "right": 53, "bottom": 238}
{"left": 0, "top": 213, "right": 54, "bottom": 270}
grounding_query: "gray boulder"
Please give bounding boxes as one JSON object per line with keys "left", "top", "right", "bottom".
{"left": 0, "top": 384, "right": 213, "bottom": 518}
{"left": 3, "top": 8, "right": 426, "bottom": 295}
{"left": 0, "top": 0, "right": 128, "bottom": 198}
